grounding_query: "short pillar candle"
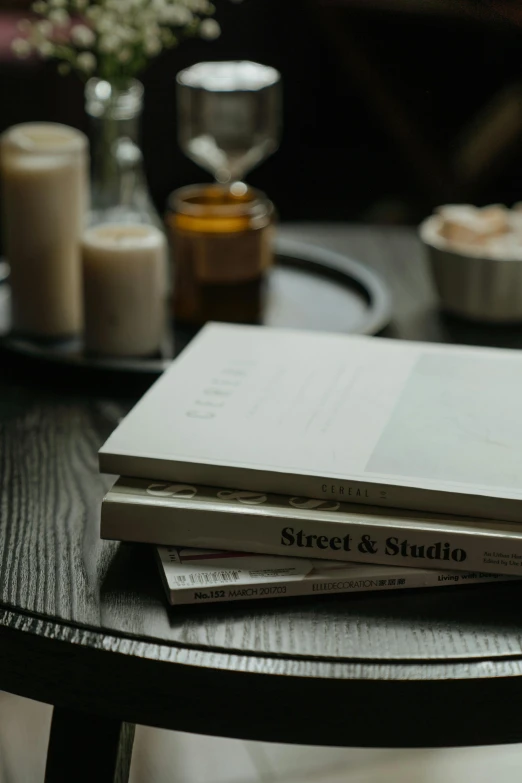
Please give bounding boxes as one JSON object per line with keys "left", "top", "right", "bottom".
{"left": 82, "top": 222, "right": 168, "bottom": 357}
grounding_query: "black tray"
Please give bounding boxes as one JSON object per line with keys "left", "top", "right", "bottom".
{"left": 0, "top": 237, "right": 391, "bottom": 377}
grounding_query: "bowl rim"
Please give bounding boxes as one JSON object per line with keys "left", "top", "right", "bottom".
{"left": 418, "top": 214, "right": 522, "bottom": 263}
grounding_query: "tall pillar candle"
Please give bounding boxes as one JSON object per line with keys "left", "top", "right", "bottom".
{"left": 82, "top": 223, "right": 168, "bottom": 356}
{"left": 1, "top": 123, "right": 88, "bottom": 338}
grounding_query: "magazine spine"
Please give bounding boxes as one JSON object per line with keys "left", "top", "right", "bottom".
{"left": 102, "top": 499, "right": 522, "bottom": 576}
{"left": 97, "top": 454, "right": 522, "bottom": 524}
{"left": 164, "top": 569, "right": 512, "bottom": 606}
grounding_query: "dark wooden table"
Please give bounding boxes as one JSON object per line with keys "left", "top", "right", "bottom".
{"left": 3, "top": 223, "right": 522, "bottom": 783}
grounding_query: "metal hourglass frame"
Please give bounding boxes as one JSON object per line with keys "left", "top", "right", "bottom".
{"left": 176, "top": 60, "right": 282, "bottom": 186}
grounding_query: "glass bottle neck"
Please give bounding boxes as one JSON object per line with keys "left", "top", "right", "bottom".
{"left": 85, "top": 78, "right": 143, "bottom": 121}
{"left": 85, "top": 78, "right": 157, "bottom": 224}
{"left": 90, "top": 111, "right": 141, "bottom": 144}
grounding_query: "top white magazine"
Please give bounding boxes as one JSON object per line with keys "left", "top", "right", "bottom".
{"left": 99, "top": 323, "right": 522, "bottom": 522}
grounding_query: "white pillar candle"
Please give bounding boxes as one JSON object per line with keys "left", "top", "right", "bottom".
{"left": 82, "top": 222, "right": 168, "bottom": 357}
{"left": 1, "top": 123, "right": 88, "bottom": 338}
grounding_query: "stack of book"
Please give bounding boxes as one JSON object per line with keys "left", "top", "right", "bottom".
{"left": 99, "top": 323, "right": 522, "bottom": 605}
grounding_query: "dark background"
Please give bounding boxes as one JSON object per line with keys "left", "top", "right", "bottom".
{"left": 2, "top": 0, "right": 522, "bottom": 224}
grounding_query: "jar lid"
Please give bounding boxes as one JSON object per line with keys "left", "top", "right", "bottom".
{"left": 169, "top": 183, "right": 273, "bottom": 232}
{"left": 169, "top": 184, "right": 274, "bottom": 234}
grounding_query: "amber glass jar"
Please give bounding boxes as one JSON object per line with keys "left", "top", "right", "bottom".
{"left": 166, "top": 183, "right": 274, "bottom": 324}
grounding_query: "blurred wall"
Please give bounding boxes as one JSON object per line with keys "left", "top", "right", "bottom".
{"left": 1, "top": 0, "right": 522, "bottom": 225}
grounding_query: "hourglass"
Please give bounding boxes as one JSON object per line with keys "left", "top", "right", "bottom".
{"left": 176, "top": 61, "right": 282, "bottom": 184}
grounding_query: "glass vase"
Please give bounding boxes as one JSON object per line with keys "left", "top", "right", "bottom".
{"left": 84, "top": 77, "right": 161, "bottom": 228}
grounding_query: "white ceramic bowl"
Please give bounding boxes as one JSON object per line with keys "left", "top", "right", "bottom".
{"left": 419, "top": 214, "right": 522, "bottom": 323}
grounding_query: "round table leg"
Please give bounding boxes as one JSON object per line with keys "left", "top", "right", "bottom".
{"left": 45, "top": 707, "right": 135, "bottom": 783}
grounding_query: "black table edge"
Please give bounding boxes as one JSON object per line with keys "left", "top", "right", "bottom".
{"left": 2, "top": 606, "right": 522, "bottom": 748}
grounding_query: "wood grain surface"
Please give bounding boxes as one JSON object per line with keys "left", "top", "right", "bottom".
{"left": 2, "top": 224, "right": 522, "bottom": 746}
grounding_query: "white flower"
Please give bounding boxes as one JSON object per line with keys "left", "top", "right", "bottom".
{"left": 99, "top": 34, "right": 120, "bottom": 53}
{"left": 48, "top": 8, "right": 69, "bottom": 25}
{"left": 199, "top": 18, "right": 220, "bottom": 39}
{"left": 144, "top": 36, "right": 162, "bottom": 55}
{"left": 106, "top": 0, "right": 128, "bottom": 12}
{"left": 144, "top": 23, "right": 160, "bottom": 38}
{"left": 137, "top": 9, "right": 157, "bottom": 26}
{"left": 36, "top": 19, "right": 53, "bottom": 36}
{"left": 11, "top": 38, "right": 32, "bottom": 58}
{"left": 71, "top": 24, "right": 95, "bottom": 48}
{"left": 119, "top": 27, "right": 139, "bottom": 43}
{"left": 22, "top": 0, "right": 222, "bottom": 74}
{"left": 31, "top": 1, "right": 48, "bottom": 14}
{"left": 37, "top": 40, "right": 55, "bottom": 56}
{"left": 183, "top": 0, "right": 212, "bottom": 12}
{"left": 76, "top": 51, "right": 96, "bottom": 72}
{"left": 160, "top": 5, "right": 192, "bottom": 25}
{"left": 95, "top": 14, "right": 117, "bottom": 34}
